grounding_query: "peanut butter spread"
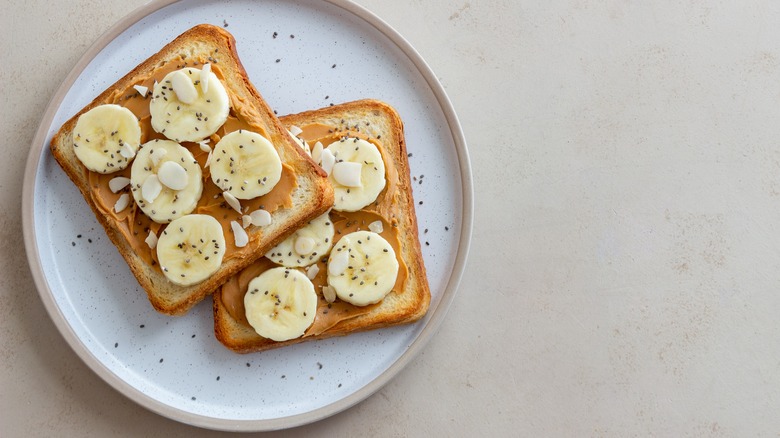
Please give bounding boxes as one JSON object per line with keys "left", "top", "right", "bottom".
{"left": 220, "top": 124, "right": 409, "bottom": 336}
{"left": 86, "top": 59, "right": 297, "bottom": 271}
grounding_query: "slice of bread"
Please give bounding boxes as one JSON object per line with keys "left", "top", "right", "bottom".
{"left": 50, "top": 24, "right": 333, "bottom": 315}
{"left": 213, "top": 99, "right": 431, "bottom": 353}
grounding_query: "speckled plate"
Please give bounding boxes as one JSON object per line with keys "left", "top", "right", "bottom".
{"left": 22, "top": 0, "right": 471, "bottom": 431}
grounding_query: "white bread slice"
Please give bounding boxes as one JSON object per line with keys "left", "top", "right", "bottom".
{"left": 50, "top": 25, "right": 333, "bottom": 315}
{"left": 213, "top": 99, "right": 430, "bottom": 353}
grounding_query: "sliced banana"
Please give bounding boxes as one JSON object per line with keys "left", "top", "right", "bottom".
{"left": 156, "top": 214, "right": 226, "bottom": 286}
{"left": 149, "top": 66, "right": 229, "bottom": 142}
{"left": 130, "top": 139, "right": 203, "bottom": 223}
{"left": 324, "top": 138, "right": 385, "bottom": 211}
{"left": 210, "top": 130, "right": 282, "bottom": 200}
{"left": 327, "top": 230, "right": 398, "bottom": 306}
{"left": 244, "top": 267, "right": 317, "bottom": 342}
{"left": 72, "top": 104, "right": 141, "bottom": 174}
{"left": 265, "top": 212, "right": 334, "bottom": 267}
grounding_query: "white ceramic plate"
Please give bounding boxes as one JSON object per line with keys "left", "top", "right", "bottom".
{"left": 22, "top": 0, "right": 472, "bottom": 431}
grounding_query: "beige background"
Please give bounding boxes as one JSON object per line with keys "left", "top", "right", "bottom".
{"left": 5, "top": 0, "right": 780, "bottom": 436}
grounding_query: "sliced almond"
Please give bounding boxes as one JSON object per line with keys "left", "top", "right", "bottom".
{"left": 198, "top": 139, "right": 211, "bottom": 153}
{"left": 368, "top": 220, "right": 384, "bottom": 234}
{"left": 320, "top": 148, "right": 336, "bottom": 175}
{"left": 149, "top": 148, "right": 167, "bottom": 166}
{"left": 113, "top": 193, "right": 130, "bottom": 213}
{"left": 322, "top": 285, "right": 337, "bottom": 303}
{"left": 332, "top": 162, "right": 362, "bottom": 187}
{"left": 200, "top": 63, "right": 211, "bottom": 94}
{"left": 289, "top": 125, "right": 303, "bottom": 137}
{"left": 133, "top": 84, "right": 149, "bottom": 97}
{"left": 242, "top": 214, "right": 252, "bottom": 228}
{"left": 230, "top": 220, "right": 248, "bottom": 248}
{"left": 222, "top": 191, "right": 242, "bottom": 214}
{"left": 157, "top": 161, "right": 188, "bottom": 191}
{"left": 288, "top": 130, "right": 309, "bottom": 155}
{"left": 306, "top": 264, "right": 320, "bottom": 280}
{"left": 119, "top": 142, "right": 136, "bottom": 159}
{"left": 250, "top": 209, "right": 272, "bottom": 227}
{"left": 108, "top": 176, "right": 131, "bottom": 193}
{"left": 170, "top": 70, "right": 198, "bottom": 104}
{"left": 142, "top": 174, "right": 162, "bottom": 203}
{"left": 145, "top": 230, "right": 158, "bottom": 249}
{"left": 311, "top": 141, "right": 323, "bottom": 164}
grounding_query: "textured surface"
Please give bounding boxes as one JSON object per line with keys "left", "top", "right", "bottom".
{"left": 24, "top": 0, "right": 462, "bottom": 426}
{"left": 6, "top": 0, "right": 780, "bottom": 436}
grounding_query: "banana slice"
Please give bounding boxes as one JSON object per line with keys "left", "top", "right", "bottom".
{"left": 244, "top": 267, "right": 317, "bottom": 342}
{"left": 156, "top": 214, "right": 226, "bottom": 286}
{"left": 327, "top": 230, "right": 398, "bottom": 306}
{"left": 130, "top": 139, "right": 203, "bottom": 223}
{"left": 210, "top": 130, "right": 282, "bottom": 200}
{"left": 72, "top": 104, "right": 141, "bottom": 174}
{"left": 265, "top": 212, "right": 334, "bottom": 267}
{"left": 149, "top": 66, "right": 229, "bottom": 142}
{"left": 324, "top": 138, "right": 385, "bottom": 211}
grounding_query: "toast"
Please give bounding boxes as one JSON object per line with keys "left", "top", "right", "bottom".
{"left": 50, "top": 24, "right": 333, "bottom": 315}
{"left": 213, "top": 99, "right": 431, "bottom": 353}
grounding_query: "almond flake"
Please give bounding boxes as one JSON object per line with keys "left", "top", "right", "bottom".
{"left": 145, "top": 230, "right": 158, "bottom": 249}
{"left": 113, "top": 193, "right": 130, "bottom": 213}
{"left": 332, "top": 161, "right": 362, "bottom": 187}
{"left": 142, "top": 174, "right": 162, "bottom": 203}
{"left": 230, "top": 220, "right": 248, "bottom": 248}
{"left": 223, "top": 191, "right": 242, "bottom": 213}
{"left": 149, "top": 148, "right": 167, "bottom": 166}
{"left": 250, "top": 209, "right": 272, "bottom": 227}
{"left": 157, "top": 161, "right": 188, "bottom": 191}
{"left": 170, "top": 70, "right": 198, "bottom": 104}
{"left": 200, "top": 63, "right": 211, "bottom": 94}
{"left": 368, "top": 220, "right": 384, "bottom": 234}
{"left": 306, "top": 264, "right": 320, "bottom": 280}
{"left": 311, "top": 141, "right": 323, "bottom": 164}
{"left": 133, "top": 84, "right": 149, "bottom": 97}
{"left": 320, "top": 148, "right": 336, "bottom": 175}
{"left": 108, "top": 176, "right": 131, "bottom": 193}
{"left": 322, "top": 285, "right": 337, "bottom": 303}
{"left": 119, "top": 142, "right": 136, "bottom": 159}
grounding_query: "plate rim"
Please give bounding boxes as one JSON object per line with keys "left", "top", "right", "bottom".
{"left": 21, "top": 0, "right": 473, "bottom": 431}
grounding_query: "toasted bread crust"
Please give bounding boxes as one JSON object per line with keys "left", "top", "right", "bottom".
{"left": 50, "top": 25, "right": 333, "bottom": 315}
{"left": 213, "top": 99, "right": 431, "bottom": 353}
